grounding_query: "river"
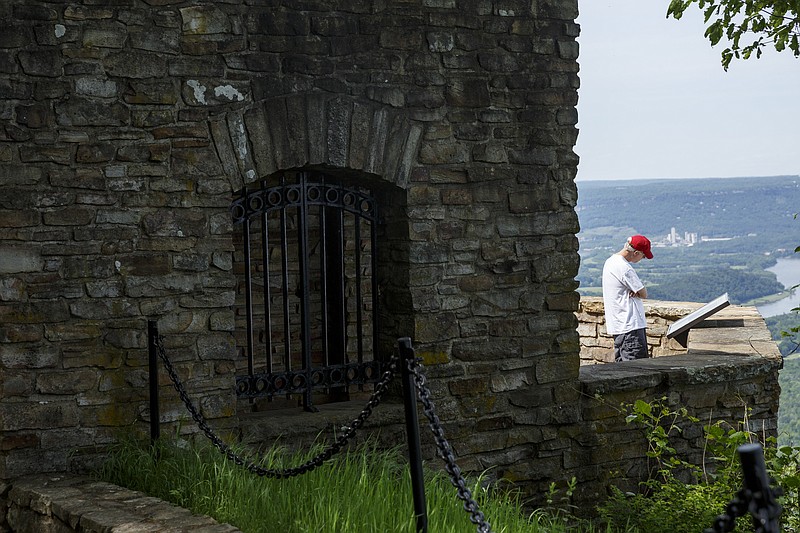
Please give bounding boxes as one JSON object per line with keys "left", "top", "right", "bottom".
{"left": 756, "top": 257, "right": 800, "bottom": 318}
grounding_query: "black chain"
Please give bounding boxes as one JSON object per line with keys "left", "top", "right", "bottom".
{"left": 706, "top": 489, "right": 750, "bottom": 532}
{"left": 407, "top": 357, "right": 494, "bottom": 533}
{"left": 153, "top": 334, "right": 398, "bottom": 478}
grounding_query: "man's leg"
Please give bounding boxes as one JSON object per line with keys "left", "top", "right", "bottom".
{"left": 614, "top": 328, "right": 649, "bottom": 362}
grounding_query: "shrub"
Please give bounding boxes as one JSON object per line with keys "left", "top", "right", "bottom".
{"left": 598, "top": 398, "right": 800, "bottom": 533}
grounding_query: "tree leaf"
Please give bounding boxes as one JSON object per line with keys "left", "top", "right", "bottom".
{"left": 668, "top": 1, "right": 800, "bottom": 68}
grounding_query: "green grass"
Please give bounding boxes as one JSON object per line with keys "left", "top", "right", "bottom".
{"left": 97, "top": 438, "right": 613, "bottom": 533}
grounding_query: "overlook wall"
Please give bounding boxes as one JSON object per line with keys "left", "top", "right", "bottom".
{"left": 572, "top": 297, "right": 782, "bottom": 503}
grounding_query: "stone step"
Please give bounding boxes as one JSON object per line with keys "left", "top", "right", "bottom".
{"left": 4, "top": 474, "right": 241, "bottom": 533}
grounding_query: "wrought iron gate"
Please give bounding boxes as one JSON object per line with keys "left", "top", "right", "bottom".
{"left": 230, "top": 171, "right": 382, "bottom": 411}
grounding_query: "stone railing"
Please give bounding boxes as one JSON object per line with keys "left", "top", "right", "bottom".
{"left": 578, "top": 296, "right": 715, "bottom": 363}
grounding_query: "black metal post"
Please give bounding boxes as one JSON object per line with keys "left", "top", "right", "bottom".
{"left": 739, "top": 443, "right": 782, "bottom": 533}
{"left": 147, "top": 320, "right": 161, "bottom": 445}
{"left": 706, "top": 443, "right": 783, "bottom": 533}
{"left": 399, "top": 337, "right": 428, "bottom": 533}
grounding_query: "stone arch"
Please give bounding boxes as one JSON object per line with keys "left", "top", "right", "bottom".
{"left": 208, "top": 94, "right": 423, "bottom": 192}
{"left": 212, "top": 95, "right": 419, "bottom": 407}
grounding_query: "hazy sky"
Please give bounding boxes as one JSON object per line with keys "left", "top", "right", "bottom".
{"left": 575, "top": 1, "right": 800, "bottom": 181}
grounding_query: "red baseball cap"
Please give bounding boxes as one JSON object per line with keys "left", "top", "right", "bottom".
{"left": 629, "top": 235, "right": 653, "bottom": 259}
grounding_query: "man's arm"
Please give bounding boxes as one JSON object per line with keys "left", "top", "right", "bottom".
{"left": 623, "top": 268, "right": 647, "bottom": 299}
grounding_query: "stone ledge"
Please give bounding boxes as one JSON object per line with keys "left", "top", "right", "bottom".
{"left": 3, "top": 474, "right": 241, "bottom": 533}
{"left": 580, "top": 352, "right": 782, "bottom": 394}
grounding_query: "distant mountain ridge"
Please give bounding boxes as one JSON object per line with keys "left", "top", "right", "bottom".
{"left": 576, "top": 175, "right": 799, "bottom": 253}
{"left": 575, "top": 175, "right": 799, "bottom": 304}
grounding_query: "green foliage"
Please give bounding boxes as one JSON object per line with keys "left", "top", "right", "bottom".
{"left": 667, "top": 0, "right": 800, "bottom": 69}
{"left": 541, "top": 476, "right": 580, "bottom": 524}
{"left": 778, "top": 356, "right": 800, "bottom": 447}
{"left": 622, "top": 399, "right": 701, "bottom": 485}
{"left": 766, "top": 311, "right": 800, "bottom": 357}
{"left": 599, "top": 398, "right": 800, "bottom": 533}
{"left": 97, "top": 437, "right": 611, "bottom": 533}
{"left": 646, "top": 267, "right": 784, "bottom": 304}
{"left": 601, "top": 482, "right": 738, "bottom": 533}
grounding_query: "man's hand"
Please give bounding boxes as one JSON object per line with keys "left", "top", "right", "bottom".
{"left": 630, "top": 287, "right": 647, "bottom": 299}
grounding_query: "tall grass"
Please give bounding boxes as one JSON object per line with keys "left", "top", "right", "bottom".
{"left": 97, "top": 438, "right": 610, "bottom": 533}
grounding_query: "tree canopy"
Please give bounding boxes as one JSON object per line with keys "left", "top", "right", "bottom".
{"left": 667, "top": 0, "right": 800, "bottom": 69}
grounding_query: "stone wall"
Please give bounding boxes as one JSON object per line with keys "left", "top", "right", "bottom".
{"left": 0, "top": 0, "right": 582, "bottom": 486}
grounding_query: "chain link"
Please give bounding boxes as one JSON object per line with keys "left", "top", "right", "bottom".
{"left": 705, "top": 489, "right": 749, "bottom": 533}
{"left": 154, "top": 334, "right": 397, "bottom": 478}
{"left": 407, "top": 357, "right": 494, "bottom": 533}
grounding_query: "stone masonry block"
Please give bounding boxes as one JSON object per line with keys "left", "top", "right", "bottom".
{"left": 490, "top": 369, "right": 533, "bottom": 392}
{"left": 36, "top": 370, "right": 97, "bottom": 395}
{"left": 180, "top": 5, "right": 232, "bottom": 35}
{"left": 0, "top": 402, "right": 78, "bottom": 431}
{"left": 326, "top": 96, "right": 351, "bottom": 168}
{"left": 0, "top": 245, "right": 41, "bottom": 273}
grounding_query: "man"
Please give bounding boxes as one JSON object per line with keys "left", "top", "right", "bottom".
{"left": 602, "top": 234, "right": 653, "bottom": 362}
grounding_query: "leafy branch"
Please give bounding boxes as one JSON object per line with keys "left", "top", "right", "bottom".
{"left": 667, "top": 0, "right": 800, "bottom": 69}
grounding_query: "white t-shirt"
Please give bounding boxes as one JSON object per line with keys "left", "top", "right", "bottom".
{"left": 602, "top": 254, "right": 646, "bottom": 335}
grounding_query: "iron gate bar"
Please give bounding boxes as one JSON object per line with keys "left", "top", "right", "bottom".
{"left": 319, "top": 194, "right": 330, "bottom": 369}
{"left": 297, "top": 172, "right": 314, "bottom": 411}
{"left": 371, "top": 216, "right": 379, "bottom": 368}
{"left": 230, "top": 172, "right": 382, "bottom": 407}
{"left": 235, "top": 360, "right": 383, "bottom": 399}
{"left": 241, "top": 203, "right": 255, "bottom": 376}
{"left": 330, "top": 205, "right": 346, "bottom": 366}
{"left": 279, "top": 175, "right": 291, "bottom": 375}
{"left": 355, "top": 214, "right": 363, "bottom": 368}
{"left": 260, "top": 180, "right": 273, "bottom": 375}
